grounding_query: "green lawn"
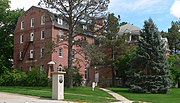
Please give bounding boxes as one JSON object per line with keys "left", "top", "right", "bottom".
{"left": 108, "top": 88, "right": 180, "bottom": 103}
{"left": 0, "top": 86, "right": 116, "bottom": 103}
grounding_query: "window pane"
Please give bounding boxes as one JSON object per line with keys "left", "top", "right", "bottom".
{"left": 59, "top": 48, "right": 62, "bottom": 57}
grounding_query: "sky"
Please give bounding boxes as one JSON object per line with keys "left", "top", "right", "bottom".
{"left": 10, "top": 0, "right": 180, "bottom": 31}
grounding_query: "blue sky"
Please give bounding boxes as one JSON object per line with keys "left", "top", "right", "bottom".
{"left": 108, "top": 0, "right": 180, "bottom": 31}
{"left": 10, "top": 0, "right": 180, "bottom": 31}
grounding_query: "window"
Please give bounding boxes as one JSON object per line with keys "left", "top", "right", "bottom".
{"left": 40, "top": 65, "right": 44, "bottom": 72}
{"left": 30, "top": 49, "right": 34, "bottom": 59}
{"left": 41, "top": 30, "right": 45, "bottom": 39}
{"left": 31, "top": 18, "right": 34, "bottom": 27}
{"left": 83, "top": 25, "right": 87, "bottom": 30}
{"left": 20, "top": 34, "right": 23, "bottom": 43}
{"left": 58, "top": 30, "right": 63, "bottom": 41}
{"left": 21, "top": 21, "right": 24, "bottom": 30}
{"left": 58, "top": 18, "right": 63, "bottom": 25}
{"left": 29, "top": 66, "right": 33, "bottom": 71}
{"left": 59, "top": 48, "right": 62, "bottom": 57}
{"left": 41, "top": 15, "right": 45, "bottom": 25}
{"left": 30, "top": 32, "right": 34, "bottom": 42}
{"left": 72, "top": 50, "right": 76, "bottom": 59}
{"left": 40, "top": 48, "right": 44, "bottom": 58}
{"left": 84, "top": 69, "right": 88, "bottom": 80}
{"left": 19, "top": 51, "right": 23, "bottom": 60}
{"left": 58, "top": 64, "right": 62, "bottom": 71}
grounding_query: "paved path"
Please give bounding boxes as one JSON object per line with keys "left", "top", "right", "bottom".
{"left": 100, "top": 88, "right": 133, "bottom": 103}
{"left": 0, "top": 92, "right": 75, "bottom": 103}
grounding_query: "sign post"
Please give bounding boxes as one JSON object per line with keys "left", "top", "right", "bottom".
{"left": 52, "top": 71, "right": 66, "bottom": 100}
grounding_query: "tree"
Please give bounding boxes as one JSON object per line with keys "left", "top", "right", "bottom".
{"left": 166, "top": 21, "right": 180, "bottom": 52}
{"left": 168, "top": 54, "right": 180, "bottom": 88}
{"left": 98, "top": 13, "right": 128, "bottom": 86}
{"left": 128, "top": 18, "right": 171, "bottom": 93}
{"left": 0, "top": 0, "right": 23, "bottom": 74}
{"left": 115, "top": 48, "right": 136, "bottom": 87}
{"left": 39, "top": 0, "right": 110, "bottom": 87}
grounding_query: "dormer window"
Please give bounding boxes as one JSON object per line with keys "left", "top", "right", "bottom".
{"left": 41, "top": 15, "right": 45, "bottom": 25}
{"left": 21, "top": 21, "right": 24, "bottom": 30}
{"left": 31, "top": 18, "right": 34, "bottom": 27}
{"left": 58, "top": 18, "right": 63, "bottom": 25}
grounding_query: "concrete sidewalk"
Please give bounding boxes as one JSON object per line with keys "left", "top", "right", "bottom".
{"left": 0, "top": 92, "right": 75, "bottom": 103}
{"left": 100, "top": 88, "right": 133, "bottom": 103}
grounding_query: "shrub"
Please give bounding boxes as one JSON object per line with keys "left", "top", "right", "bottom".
{"left": 23, "top": 66, "right": 48, "bottom": 86}
{"left": 0, "top": 69, "right": 26, "bottom": 86}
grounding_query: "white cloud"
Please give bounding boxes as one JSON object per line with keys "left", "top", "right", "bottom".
{"left": 10, "top": 0, "right": 39, "bottom": 10}
{"left": 170, "top": 0, "right": 180, "bottom": 18}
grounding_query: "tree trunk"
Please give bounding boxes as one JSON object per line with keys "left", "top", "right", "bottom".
{"left": 111, "top": 48, "right": 115, "bottom": 87}
{"left": 67, "top": 17, "right": 73, "bottom": 88}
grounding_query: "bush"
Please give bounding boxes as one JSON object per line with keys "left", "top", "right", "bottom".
{"left": 23, "top": 66, "right": 48, "bottom": 86}
{"left": 0, "top": 66, "right": 48, "bottom": 86}
{"left": 64, "top": 67, "right": 83, "bottom": 87}
{"left": 0, "top": 69, "right": 26, "bottom": 86}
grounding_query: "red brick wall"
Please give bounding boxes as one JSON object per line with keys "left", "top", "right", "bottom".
{"left": 14, "top": 6, "right": 52, "bottom": 72}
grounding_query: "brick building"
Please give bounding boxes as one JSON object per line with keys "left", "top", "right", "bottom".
{"left": 13, "top": 6, "right": 94, "bottom": 81}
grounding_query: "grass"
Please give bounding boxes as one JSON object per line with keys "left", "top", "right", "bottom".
{"left": 108, "top": 88, "right": 180, "bottom": 103}
{"left": 0, "top": 86, "right": 116, "bottom": 103}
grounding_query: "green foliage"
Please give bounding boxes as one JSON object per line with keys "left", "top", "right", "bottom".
{"left": 65, "top": 67, "right": 83, "bottom": 87}
{"left": 0, "top": 69, "right": 26, "bottom": 86}
{"left": 0, "top": 0, "right": 24, "bottom": 74}
{"left": 168, "top": 54, "right": 180, "bottom": 87}
{"left": 115, "top": 48, "right": 136, "bottom": 87}
{"left": 39, "top": 0, "right": 110, "bottom": 88}
{"left": 163, "top": 21, "right": 180, "bottom": 51}
{"left": 0, "top": 67, "right": 48, "bottom": 86}
{"left": 128, "top": 18, "right": 171, "bottom": 93}
{"left": 24, "top": 66, "right": 48, "bottom": 86}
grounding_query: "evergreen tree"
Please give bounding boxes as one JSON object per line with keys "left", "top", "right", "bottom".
{"left": 128, "top": 18, "right": 171, "bottom": 93}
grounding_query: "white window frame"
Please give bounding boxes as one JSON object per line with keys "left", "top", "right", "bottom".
{"left": 83, "top": 25, "right": 87, "bottom": 30}
{"left": 29, "top": 66, "right": 33, "bottom": 71}
{"left": 19, "top": 51, "right": 23, "bottom": 60}
{"left": 21, "top": 21, "right": 24, "bottom": 30}
{"left": 58, "top": 64, "right": 63, "bottom": 71}
{"left": 30, "top": 18, "right": 34, "bottom": 27}
{"left": 40, "top": 65, "right": 44, "bottom": 72}
{"left": 59, "top": 48, "right": 63, "bottom": 57}
{"left": 30, "top": 32, "right": 34, "bottom": 42}
{"left": 58, "top": 18, "right": 63, "bottom": 25}
{"left": 41, "top": 15, "right": 45, "bottom": 25}
{"left": 20, "top": 34, "right": 23, "bottom": 44}
{"left": 30, "top": 49, "right": 34, "bottom": 59}
{"left": 41, "top": 30, "right": 45, "bottom": 40}
{"left": 40, "top": 48, "right": 44, "bottom": 58}
{"left": 58, "top": 30, "right": 63, "bottom": 41}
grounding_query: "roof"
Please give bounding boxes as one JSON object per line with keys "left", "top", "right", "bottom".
{"left": 118, "top": 23, "right": 141, "bottom": 35}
